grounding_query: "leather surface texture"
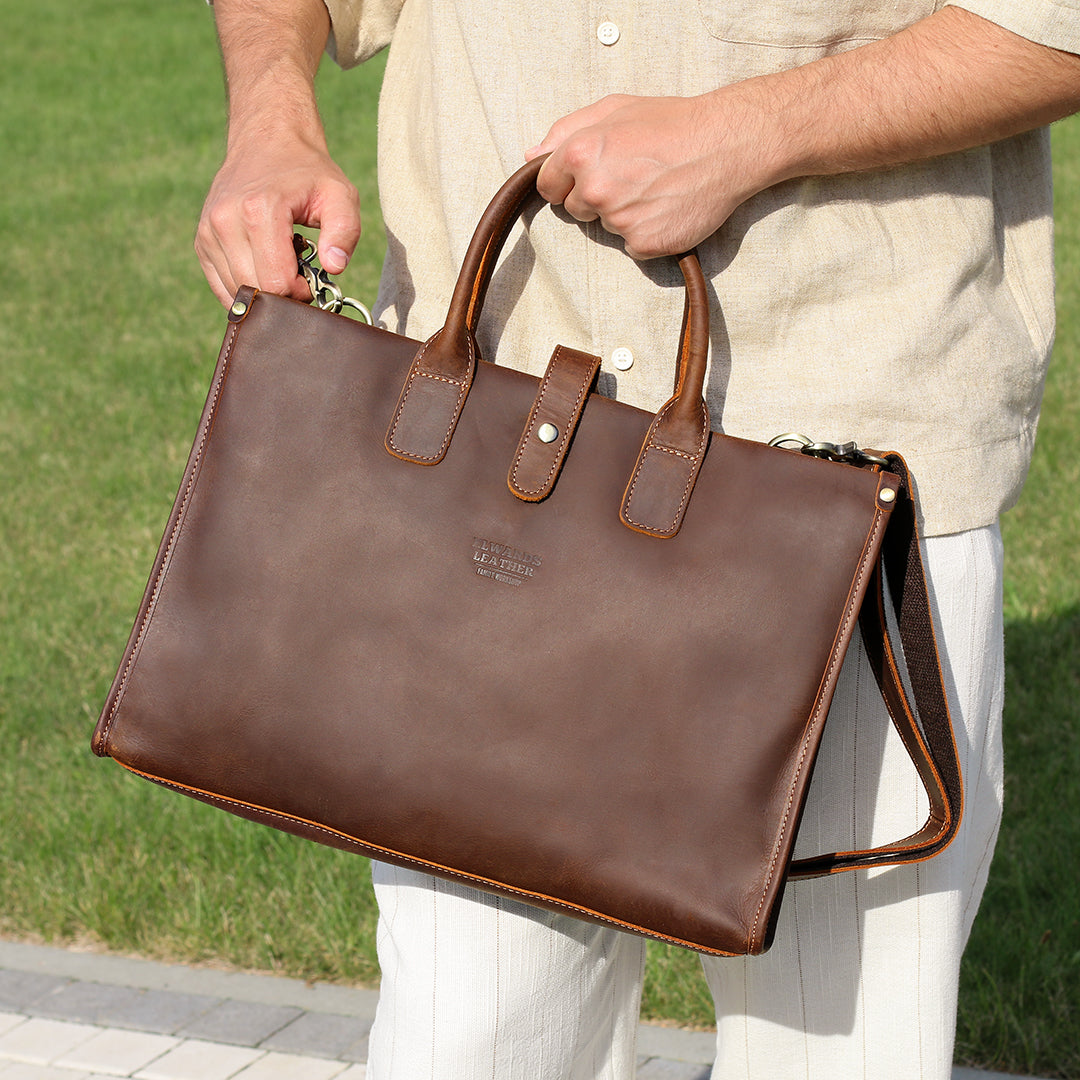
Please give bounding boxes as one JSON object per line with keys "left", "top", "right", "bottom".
{"left": 91, "top": 161, "right": 957, "bottom": 957}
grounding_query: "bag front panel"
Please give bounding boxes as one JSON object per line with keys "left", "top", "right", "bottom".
{"left": 98, "top": 296, "right": 888, "bottom": 955}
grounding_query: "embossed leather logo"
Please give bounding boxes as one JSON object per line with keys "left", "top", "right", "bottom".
{"left": 472, "top": 536, "right": 542, "bottom": 587}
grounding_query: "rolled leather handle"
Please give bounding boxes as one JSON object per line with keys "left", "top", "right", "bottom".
{"left": 385, "top": 156, "right": 711, "bottom": 537}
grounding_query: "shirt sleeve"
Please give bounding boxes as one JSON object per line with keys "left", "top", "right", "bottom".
{"left": 202, "top": 0, "right": 403, "bottom": 67}
{"left": 944, "top": 0, "right": 1080, "bottom": 54}
{"left": 321, "top": 0, "right": 406, "bottom": 67}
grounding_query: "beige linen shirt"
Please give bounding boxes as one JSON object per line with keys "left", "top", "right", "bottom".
{"left": 321, "top": 0, "right": 1080, "bottom": 535}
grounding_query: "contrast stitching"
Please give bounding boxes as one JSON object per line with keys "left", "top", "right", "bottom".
{"left": 650, "top": 445, "right": 697, "bottom": 463}
{"left": 100, "top": 321, "right": 241, "bottom": 747}
{"left": 509, "top": 347, "right": 568, "bottom": 493}
{"left": 748, "top": 509, "right": 885, "bottom": 949}
{"left": 622, "top": 449, "right": 697, "bottom": 534}
{"left": 410, "top": 371, "right": 466, "bottom": 388}
{"left": 387, "top": 332, "right": 474, "bottom": 461}
{"left": 127, "top": 766, "right": 742, "bottom": 957}
{"left": 622, "top": 402, "right": 708, "bottom": 533}
{"left": 509, "top": 347, "right": 594, "bottom": 496}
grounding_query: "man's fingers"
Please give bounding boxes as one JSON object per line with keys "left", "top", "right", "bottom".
{"left": 314, "top": 177, "right": 362, "bottom": 275}
{"left": 196, "top": 150, "right": 361, "bottom": 308}
{"left": 194, "top": 209, "right": 239, "bottom": 304}
{"left": 528, "top": 94, "right": 633, "bottom": 163}
{"left": 198, "top": 196, "right": 311, "bottom": 305}
{"left": 249, "top": 229, "right": 311, "bottom": 300}
{"left": 535, "top": 154, "right": 575, "bottom": 207}
{"left": 316, "top": 232, "right": 356, "bottom": 277}
{"left": 316, "top": 203, "right": 361, "bottom": 276}
{"left": 230, "top": 195, "right": 309, "bottom": 298}
{"left": 320, "top": 245, "right": 351, "bottom": 275}
{"left": 198, "top": 247, "right": 235, "bottom": 309}
{"left": 539, "top": 143, "right": 618, "bottom": 226}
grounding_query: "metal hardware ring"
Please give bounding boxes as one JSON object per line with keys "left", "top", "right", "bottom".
{"left": 295, "top": 237, "right": 373, "bottom": 324}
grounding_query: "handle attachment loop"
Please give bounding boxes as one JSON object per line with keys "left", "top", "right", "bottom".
{"left": 384, "top": 157, "right": 711, "bottom": 537}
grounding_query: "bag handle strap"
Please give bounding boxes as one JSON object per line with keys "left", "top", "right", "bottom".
{"left": 789, "top": 453, "right": 963, "bottom": 877}
{"left": 383, "top": 157, "right": 711, "bottom": 537}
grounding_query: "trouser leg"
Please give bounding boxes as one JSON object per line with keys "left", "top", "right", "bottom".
{"left": 702, "top": 525, "right": 1005, "bottom": 1079}
{"left": 366, "top": 862, "right": 646, "bottom": 1080}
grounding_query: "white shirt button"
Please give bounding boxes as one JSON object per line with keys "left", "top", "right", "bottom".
{"left": 597, "top": 21, "right": 620, "bottom": 46}
{"left": 611, "top": 347, "right": 634, "bottom": 371}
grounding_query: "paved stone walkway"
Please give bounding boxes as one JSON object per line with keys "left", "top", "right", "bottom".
{"left": 0, "top": 941, "right": 1037, "bottom": 1079}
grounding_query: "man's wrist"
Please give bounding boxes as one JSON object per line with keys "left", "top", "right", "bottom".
{"left": 213, "top": 0, "right": 332, "bottom": 154}
{"left": 697, "top": 78, "right": 806, "bottom": 206}
{"left": 224, "top": 87, "right": 328, "bottom": 159}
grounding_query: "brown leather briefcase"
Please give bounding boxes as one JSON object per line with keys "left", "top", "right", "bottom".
{"left": 92, "top": 159, "right": 961, "bottom": 956}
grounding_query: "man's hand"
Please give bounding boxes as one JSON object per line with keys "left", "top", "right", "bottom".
{"left": 527, "top": 93, "right": 777, "bottom": 260}
{"left": 528, "top": 6, "right": 1080, "bottom": 260}
{"left": 196, "top": 135, "right": 360, "bottom": 307}
{"left": 195, "top": 0, "right": 361, "bottom": 307}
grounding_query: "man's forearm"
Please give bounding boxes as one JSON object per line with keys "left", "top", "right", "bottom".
{"left": 211, "top": 0, "right": 331, "bottom": 151}
{"left": 534, "top": 6, "right": 1080, "bottom": 258}
{"left": 758, "top": 5, "right": 1080, "bottom": 185}
{"left": 197, "top": 0, "right": 361, "bottom": 304}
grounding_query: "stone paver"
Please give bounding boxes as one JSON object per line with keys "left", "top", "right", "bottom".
{"left": 175, "top": 1001, "right": 300, "bottom": 1048}
{"left": 53, "top": 1028, "right": 178, "bottom": 1076}
{"left": 0, "top": 1017, "right": 24, "bottom": 1040}
{"left": 0, "top": 976, "right": 67, "bottom": 1015}
{"left": 29, "top": 985, "right": 143, "bottom": 1028}
{"left": 0, "top": 1019, "right": 99, "bottom": 1067}
{"left": 636, "top": 1060, "right": 712, "bottom": 1080}
{"left": 0, "top": 1064, "right": 98, "bottom": 1079}
{"left": 231, "top": 1051, "right": 347, "bottom": 1079}
{"left": 260, "top": 1011, "right": 370, "bottom": 1061}
{"left": 95, "top": 992, "right": 217, "bottom": 1037}
{"left": 638, "top": 1025, "right": 716, "bottom": 1065}
{"left": 132, "top": 1038, "right": 261, "bottom": 1080}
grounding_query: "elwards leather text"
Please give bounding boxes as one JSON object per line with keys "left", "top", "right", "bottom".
{"left": 472, "top": 537, "right": 542, "bottom": 587}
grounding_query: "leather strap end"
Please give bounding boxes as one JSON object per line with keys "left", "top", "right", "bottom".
{"left": 228, "top": 286, "right": 258, "bottom": 322}
{"left": 877, "top": 472, "right": 901, "bottom": 510}
{"left": 620, "top": 398, "right": 709, "bottom": 538}
{"left": 385, "top": 330, "right": 476, "bottom": 465}
{"left": 508, "top": 346, "right": 601, "bottom": 502}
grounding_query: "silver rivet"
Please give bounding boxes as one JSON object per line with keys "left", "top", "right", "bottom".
{"left": 230, "top": 300, "right": 248, "bottom": 317}
{"left": 537, "top": 423, "right": 559, "bottom": 444}
{"left": 597, "top": 21, "right": 620, "bottom": 45}
{"left": 611, "top": 346, "right": 634, "bottom": 371}
{"left": 880, "top": 488, "right": 896, "bottom": 504}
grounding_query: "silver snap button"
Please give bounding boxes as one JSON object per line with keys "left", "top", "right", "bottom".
{"left": 880, "top": 487, "right": 897, "bottom": 504}
{"left": 597, "top": 21, "right": 620, "bottom": 45}
{"left": 611, "top": 347, "right": 634, "bottom": 371}
{"left": 537, "top": 423, "right": 560, "bottom": 443}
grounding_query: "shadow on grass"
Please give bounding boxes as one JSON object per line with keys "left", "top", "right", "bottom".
{"left": 955, "top": 605, "right": 1079, "bottom": 1079}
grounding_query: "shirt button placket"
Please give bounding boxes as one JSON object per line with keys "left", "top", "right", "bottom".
{"left": 592, "top": 14, "right": 628, "bottom": 388}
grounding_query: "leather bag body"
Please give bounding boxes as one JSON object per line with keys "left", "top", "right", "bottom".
{"left": 93, "top": 160, "right": 961, "bottom": 957}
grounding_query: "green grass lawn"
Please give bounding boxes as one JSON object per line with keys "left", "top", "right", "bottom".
{"left": 2, "top": 2, "right": 1077, "bottom": 1076}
